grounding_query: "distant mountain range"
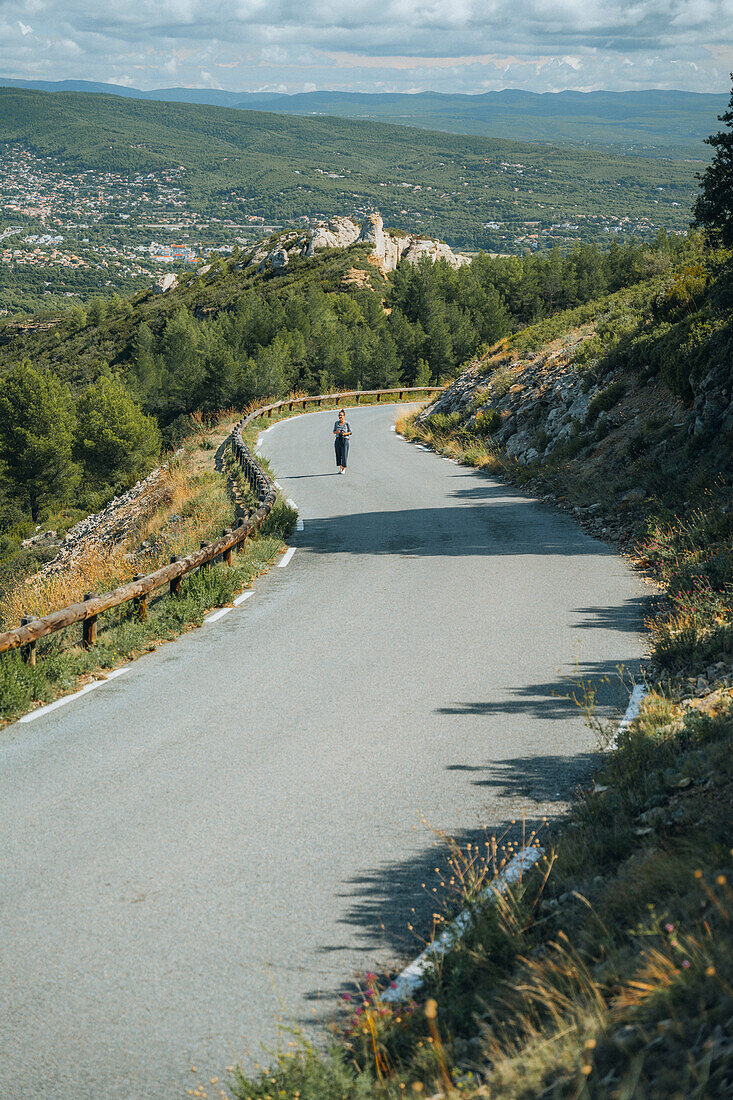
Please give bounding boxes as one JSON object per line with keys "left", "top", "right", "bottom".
{"left": 0, "top": 78, "right": 725, "bottom": 158}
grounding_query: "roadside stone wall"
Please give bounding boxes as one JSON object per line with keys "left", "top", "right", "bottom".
{"left": 36, "top": 466, "right": 172, "bottom": 577}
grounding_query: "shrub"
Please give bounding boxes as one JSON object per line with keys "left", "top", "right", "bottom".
{"left": 472, "top": 407, "right": 500, "bottom": 436}
{"left": 429, "top": 411, "right": 462, "bottom": 433}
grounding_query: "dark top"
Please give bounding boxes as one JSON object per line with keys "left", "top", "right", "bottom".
{"left": 333, "top": 420, "right": 352, "bottom": 437}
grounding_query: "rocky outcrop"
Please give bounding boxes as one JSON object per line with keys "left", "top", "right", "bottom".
{"left": 154, "top": 272, "right": 178, "bottom": 294}
{"left": 419, "top": 333, "right": 601, "bottom": 466}
{"left": 689, "top": 361, "right": 733, "bottom": 439}
{"left": 243, "top": 213, "right": 470, "bottom": 276}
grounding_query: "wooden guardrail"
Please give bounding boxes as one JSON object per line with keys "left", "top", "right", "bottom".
{"left": 0, "top": 386, "right": 440, "bottom": 662}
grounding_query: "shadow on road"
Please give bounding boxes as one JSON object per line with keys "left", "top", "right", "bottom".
{"left": 297, "top": 657, "right": 633, "bottom": 1016}
{"left": 437, "top": 656, "right": 641, "bottom": 721}
{"left": 290, "top": 500, "right": 614, "bottom": 557}
{"left": 280, "top": 472, "right": 341, "bottom": 479}
{"left": 298, "top": 744, "right": 597, "bottom": 1013}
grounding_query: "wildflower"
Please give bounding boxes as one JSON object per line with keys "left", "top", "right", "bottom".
{"left": 682, "top": 960, "right": 691, "bottom": 969}
{"left": 665, "top": 923, "right": 674, "bottom": 933}
{"left": 341, "top": 992, "right": 352, "bottom": 1002}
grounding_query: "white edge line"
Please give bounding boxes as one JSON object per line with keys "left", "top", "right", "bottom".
{"left": 233, "top": 591, "right": 254, "bottom": 606}
{"left": 390, "top": 425, "right": 396, "bottom": 431}
{"left": 205, "top": 607, "right": 233, "bottom": 623}
{"left": 382, "top": 845, "right": 543, "bottom": 1003}
{"left": 380, "top": 685, "right": 648, "bottom": 1003}
{"left": 18, "top": 668, "right": 129, "bottom": 724}
{"left": 278, "top": 546, "right": 296, "bottom": 568}
{"left": 610, "top": 683, "right": 647, "bottom": 749}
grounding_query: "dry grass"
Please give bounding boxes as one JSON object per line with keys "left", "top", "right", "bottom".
{"left": 1, "top": 437, "right": 236, "bottom": 629}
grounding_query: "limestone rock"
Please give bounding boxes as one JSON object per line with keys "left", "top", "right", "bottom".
{"left": 241, "top": 211, "right": 470, "bottom": 277}
{"left": 305, "top": 216, "right": 361, "bottom": 256}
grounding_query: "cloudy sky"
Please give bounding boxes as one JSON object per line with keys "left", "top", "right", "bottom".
{"left": 1, "top": 0, "right": 732, "bottom": 95}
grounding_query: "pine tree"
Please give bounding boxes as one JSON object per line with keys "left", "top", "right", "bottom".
{"left": 693, "top": 74, "right": 733, "bottom": 247}
{"left": 75, "top": 375, "right": 161, "bottom": 489}
{"left": 0, "top": 360, "right": 80, "bottom": 521}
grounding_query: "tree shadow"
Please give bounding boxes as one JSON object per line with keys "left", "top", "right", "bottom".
{"left": 297, "top": 666, "right": 631, "bottom": 1014}
{"left": 437, "top": 654, "right": 642, "bottom": 722}
{"left": 290, "top": 500, "right": 613, "bottom": 558}
{"left": 573, "top": 596, "right": 662, "bottom": 634}
{"left": 298, "top": 744, "right": 596, "bottom": 1012}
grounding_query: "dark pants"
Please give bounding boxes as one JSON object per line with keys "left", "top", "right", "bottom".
{"left": 335, "top": 436, "right": 349, "bottom": 468}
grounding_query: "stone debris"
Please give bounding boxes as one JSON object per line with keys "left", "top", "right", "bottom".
{"left": 21, "top": 528, "right": 60, "bottom": 550}
{"left": 242, "top": 213, "right": 471, "bottom": 276}
{"left": 37, "top": 466, "right": 173, "bottom": 578}
{"left": 420, "top": 336, "right": 601, "bottom": 466}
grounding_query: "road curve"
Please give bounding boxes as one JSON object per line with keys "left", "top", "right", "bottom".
{"left": 0, "top": 404, "right": 647, "bottom": 1098}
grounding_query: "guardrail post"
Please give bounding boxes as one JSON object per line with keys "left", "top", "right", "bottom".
{"left": 170, "top": 556, "right": 183, "bottom": 596}
{"left": 20, "top": 616, "right": 37, "bottom": 665}
{"left": 132, "top": 574, "right": 147, "bottom": 621}
{"left": 267, "top": 407, "right": 273, "bottom": 418}
{"left": 82, "top": 593, "right": 97, "bottom": 648}
{"left": 200, "top": 542, "right": 211, "bottom": 570}
{"left": 235, "top": 518, "right": 247, "bottom": 553}
{"left": 222, "top": 529, "right": 233, "bottom": 566}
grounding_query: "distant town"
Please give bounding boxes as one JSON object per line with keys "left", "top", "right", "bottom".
{"left": 0, "top": 146, "right": 279, "bottom": 312}
{"left": 0, "top": 143, "right": 688, "bottom": 315}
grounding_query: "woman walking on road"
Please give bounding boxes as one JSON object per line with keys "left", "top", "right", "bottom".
{"left": 333, "top": 409, "right": 352, "bottom": 474}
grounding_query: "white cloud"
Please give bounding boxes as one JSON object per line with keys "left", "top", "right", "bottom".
{"left": 0, "top": 0, "right": 730, "bottom": 92}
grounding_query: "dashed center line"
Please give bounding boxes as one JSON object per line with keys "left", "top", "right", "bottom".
{"left": 233, "top": 591, "right": 253, "bottom": 606}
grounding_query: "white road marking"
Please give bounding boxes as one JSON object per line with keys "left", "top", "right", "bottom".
{"left": 383, "top": 846, "right": 543, "bottom": 1002}
{"left": 275, "top": 480, "right": 282, "bottom": 490}
{"left": 205, "top": 607, "right": 232, "bottom": 623}
{"left": 390, "top": 425, "right": 396, "bottom": 432}
{"left": 381, "top": 679, "right": 649, "bottom": 1002}
{"left": 295, "top": 519, "right": 304, "bottom": 531}
{"left": 610, "top": 683, "right": 647, "bottom": 747}
{"left": 18, "top": 668, "right": 129, "bottom": 724}
{"left": 233, "top": 591, "right": 253, "bottom": 606}
{"left": 278, "top": 547, "right": 296, "bottom": 568}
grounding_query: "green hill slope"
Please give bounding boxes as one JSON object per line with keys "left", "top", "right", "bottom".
{"left": 1, "top": 80, "right": 725, "bottom": 158}
{"left": 0, "top": 88, "right": 698, "bottom": 251}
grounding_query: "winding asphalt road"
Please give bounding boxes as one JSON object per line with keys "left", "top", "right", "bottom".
{"left": 0, "top": 405, "right": 647, "bottom": 1098}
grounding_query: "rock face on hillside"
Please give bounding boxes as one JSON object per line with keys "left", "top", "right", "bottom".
{"left": 243, "top": 213, "right": 470, "bottom": 275}
{"left": 420, "top": 333, "right": 603, "bottom": 467}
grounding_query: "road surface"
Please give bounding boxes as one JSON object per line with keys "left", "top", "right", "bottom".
{"left": 0, "top": 404, "right": 647, "bottom": 1098}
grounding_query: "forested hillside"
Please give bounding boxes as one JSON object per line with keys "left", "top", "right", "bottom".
{"left": 0, "top": 88, "right": 697, "bottom": 251}
{"left": 0, "top": 225, "right": 705, "bottom": 587}
{"left": 1, "top": 80, "right": 725, "bottom": 158}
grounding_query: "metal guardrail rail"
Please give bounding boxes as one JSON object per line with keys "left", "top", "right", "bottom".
{"left": 0, "top": 386, "right": 440, "bottom": 661}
